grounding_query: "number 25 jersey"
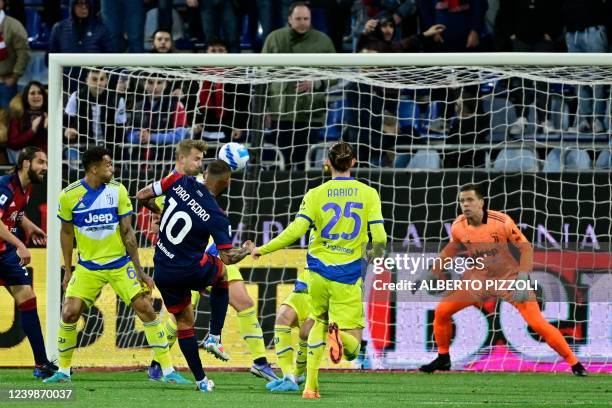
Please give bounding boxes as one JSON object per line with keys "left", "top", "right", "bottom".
{"left": 298, "top": 176, "right": 385, "bottom": 284}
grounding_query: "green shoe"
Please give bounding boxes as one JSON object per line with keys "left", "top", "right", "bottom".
{"left": 43, "top": 372, "right": 71, "bottom": 383}
{"left": 162, "top": 371, "right": 192, "bottom": 384}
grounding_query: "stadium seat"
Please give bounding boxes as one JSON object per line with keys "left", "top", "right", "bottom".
{"left": 323, "top": 99, "right": 346, "bottom": 141}
{"left": 482, "top": 96, "right": 518, "bottom": 141}
{"left": 493, "top": 148, "right": 538, "bottom": 172}
{"left": 595, "top": 150, "right": 612, "bottom": 169}
{"left": 543, "top": 148, "right": 562, "bottom": 172}
{"left": 565, "top": 149, "right": 591, "bottom": 170}
{"left": 407, "top": 149, "right": 440, "bottom": 169}
{"left": 397, "top": 99, "right": 420, "bottom": 130}
{"left": 18, "top": 52, "right": 47, "bottom": 86}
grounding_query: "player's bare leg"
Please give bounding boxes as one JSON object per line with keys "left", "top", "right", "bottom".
{"left": 229, "top": 279, "right": 278, "bottom": 381}
{"left": 8, "top": 285, "right": 57, "bottom": 378}
{"left": 131, "top": 293, "right": 188, "bottom": 383}
{"left": 44, "top": 297, "right": 86, "bottom": 383}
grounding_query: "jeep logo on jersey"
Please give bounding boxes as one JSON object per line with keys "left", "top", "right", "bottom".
{"left": 84, "top": 213, "right": 114, "bottom": 224}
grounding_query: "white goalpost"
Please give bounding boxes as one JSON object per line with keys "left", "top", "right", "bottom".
{"left": 46, "top": 53, "right": 612, "bottom": 371}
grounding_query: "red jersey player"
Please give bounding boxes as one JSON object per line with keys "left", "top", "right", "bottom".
{"left": 419, "top": 184, "right": 587, "bottom": 377}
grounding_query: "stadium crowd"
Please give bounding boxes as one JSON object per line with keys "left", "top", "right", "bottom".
{"left": 0, "top": 0, "right": 611, "bottom": 170}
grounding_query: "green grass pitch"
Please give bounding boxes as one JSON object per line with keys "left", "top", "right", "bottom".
{"left": 0, "top": 369, "right": 610, "bottom": 407}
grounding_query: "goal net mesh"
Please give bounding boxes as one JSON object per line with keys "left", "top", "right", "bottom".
{"left": 58, "top": 63, "right": 611, "bottom": 372}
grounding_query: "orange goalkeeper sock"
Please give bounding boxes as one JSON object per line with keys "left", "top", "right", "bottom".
{"left": 516, "top": 301, "right": 579, "bottom": 366}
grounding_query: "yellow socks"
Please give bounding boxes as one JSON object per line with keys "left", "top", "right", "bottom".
{"left": 340, "top": 331, "right": 361, "bottom": 361}
{"left": 143, "top": 318, "right": 172, "bottom": 372}
{"left": 305, "top": 320, "right": 327, "bottom": 391}
{"left": 294, "top": 340, "right": 308, "bottom": 377}
{"left": 237, "top": 306, "right": 266, "bottom": 361}
{"left": 57, "top": 320, "right": 77, "bottom": 374}
{"left": 165, "top": 317, "right": 177, "bottom": 349}
{"left": 273, "top": 324, "right": 294, "bottom": 377}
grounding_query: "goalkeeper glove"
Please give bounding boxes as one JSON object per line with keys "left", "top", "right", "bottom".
{"left": 512, "top": 272, "right": 531, "bottom": 303}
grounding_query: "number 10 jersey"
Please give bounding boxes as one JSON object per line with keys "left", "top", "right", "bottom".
{"left": 151, "top": 172, "right": 233, "bottom": 271}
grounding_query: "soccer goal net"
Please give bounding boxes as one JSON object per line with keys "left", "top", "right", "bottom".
{"left": 46, "top": 53, "right": 611, "bottom": 372}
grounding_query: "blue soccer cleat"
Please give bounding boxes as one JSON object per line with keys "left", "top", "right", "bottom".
{"left": 265, "top": 378, "right": 283, "bottom": 390}
{"left": 33, "top": 361, "right": 58, "bottom": 379}
{"left": 203, "top": 335, "right": 230, "bottom": 361}
{"left": 43, "top": 372, "right": 71, "bottom": 383}
{"left": 250, "top": 362, "right": 279, "bottom": 381}
{"left": 148, "top": 360, "right": 162, "bottom": 381}
{"left": 296, "top": 374, "right": 305, "bottom": 385}
{"left": 197, "top": 377, "right": 215, "bottom": 392}
{"left": 271, "top": 376, "right": 299, "bottom": 392}
{"left": 163, "top": 371, "right": 192, "bottom": 384}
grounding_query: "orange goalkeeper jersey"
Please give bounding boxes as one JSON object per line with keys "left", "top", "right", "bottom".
{"left": 443, "top": 209, "right": 533, "bottom": 278}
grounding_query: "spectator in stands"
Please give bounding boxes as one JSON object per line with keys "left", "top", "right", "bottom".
{"left": 497, "top": 0, "right": 560, "bottom": 135}
{"left": 49, "top": 0, "right": 115, "bottom": 54}
{"left": 419, "top": 0, "right": 487, "bottom": 52}
{"left": 442, "top": 91, "right": 489, "bottom": 168}
{"left": 187, "top": 0, "right": 240, "bottom": 53}
{"left": 192, "top": 38, "right": 249, "bottom": 143}
{"left": 363, "top": 0, "right": 419, "bottom": 39}
{"left": 127, "top": 75, "right": 188, "bottom": 147}
{"left": 101, "top": 0, "right": 144, "bottom": 53}
{"left": 6, "top": 81, "right": 47, "bottom": 164}
{"left": 562, "top": 0, "right": 608, "bottom": 133}
{"left": 262, "top": 1, "right": 335, "bottom": 169}
{"left": 360, "top": 12, "right": 445, "bottom": 52}
{"left": 346, "top": 38, "right": 419, "bottom": 167}
{"left": 0, "top": 0, "right": 29, "bottom": 109}
{"left": 150, "top": 29, "right": 174, "bottom": 53}
{"left": 64, "top": 70, "right": 126, "bottom": 151}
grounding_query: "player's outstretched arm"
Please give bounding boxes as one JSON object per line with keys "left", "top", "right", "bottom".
{"left": 119, "top": 215, "right": 154, "bottom": 289}
{"left": 135, "top": 185, "right": 162, "bottom": 214}
{"left": 218, "top": 240, "right": 254, "bottom": 265}
{"left": 60, "top": 221, "right": 75, "bottom": 290}
{"left": 251, "top": 217, "right": 311, "bottom": 259}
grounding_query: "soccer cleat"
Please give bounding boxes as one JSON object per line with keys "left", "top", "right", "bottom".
{"left": 271, "top": 376, "right": 300, "bottom": 392}
{"left": 250, "top": 362, "right": 279, "bottom": 381}
{"left": 33, "top": 361, "right": 58, "bottom": 379}
{"left": 302, "top": 389, "right": 320, "bottom": 399}
{"left": 197, "top": 377, "right": 215, "bottom": 392}
{"left": 571, "top": 362, "right": 588, "bottom": 377}
{"left": 148, "top": 360, "right": 163, "bottom": 381}
{"left": 328, "top": 322, "right": 343, "bottom": 364}
{"left": 163, "top": 371, "right": 192, "bottom": 384}
{"left": 419, "top": 354, "right": 451, "bottom": 373}
{"left": 204, "top": 334, "right": 230, "bottom": 361}
{"left": 296, "top": 375, "right": 305, "bottom": 385}
{"left": 265, "top": 378, "right": 283, "bottom": 390}
{"left": 43, "top": 372, "right": 71, "bottom": 383}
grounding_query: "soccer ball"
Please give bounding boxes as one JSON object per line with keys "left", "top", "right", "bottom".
{"left": 218, "top": 142, "right": 249, "bottom": 171}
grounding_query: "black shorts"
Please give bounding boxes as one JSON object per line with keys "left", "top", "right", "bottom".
{"left": 0, "top": 250, "right": 31, "bottom": 287}
{"left": 154, "top": 254, "right": 224, "bottom": 314}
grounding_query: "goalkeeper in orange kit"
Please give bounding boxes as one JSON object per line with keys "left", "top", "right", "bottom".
{"left": 419, "top": 184, "right": 587, "bottom": 377}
